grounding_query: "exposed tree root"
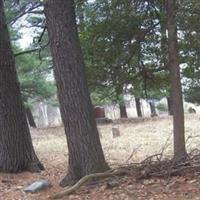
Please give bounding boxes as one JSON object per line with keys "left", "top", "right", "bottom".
{"left": 49, "top": 169, "right": 127, "bottom": 199}
{"left": 59, "top": 173, "right": 77, "bottom": 187}
{"left": 50, "top": 149, "right": 200, "bottom": 199}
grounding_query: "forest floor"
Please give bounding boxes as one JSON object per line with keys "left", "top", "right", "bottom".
{"left": 1, "top": 114, "right": 200, "bottom": 200}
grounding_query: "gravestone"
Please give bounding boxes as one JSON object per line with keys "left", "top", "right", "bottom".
{"left": 24, "top": 180, "right": 49, "bottom": 193}
{"left": 112, "top": 127, "right": 120, "bottom": 138}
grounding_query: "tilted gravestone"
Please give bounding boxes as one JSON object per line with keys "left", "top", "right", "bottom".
{"left": 24, "top": 180, "right": 49, "bottom": 193}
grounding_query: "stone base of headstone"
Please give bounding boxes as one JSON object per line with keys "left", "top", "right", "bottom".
{"left": 96, "top": 117, "right": 113, "bottom": 124}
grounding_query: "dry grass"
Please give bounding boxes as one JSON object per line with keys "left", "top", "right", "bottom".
{"left": 1, "top": 114, "right": 200, "bottom": 200}
{"left": 32, "top": 114, "right": 200, "bottom": 167}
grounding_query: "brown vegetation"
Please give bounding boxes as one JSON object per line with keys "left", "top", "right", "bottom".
{"left": 1, "top": 114, "right": 200, "bottom": 199}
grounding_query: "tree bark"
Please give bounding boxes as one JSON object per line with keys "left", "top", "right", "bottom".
{"left": 44, "top": 0, "right": 109, "bottom": 186}
{"left": 135, "top": 98, "right": 142, "bottom": 117}
{"left": 115, "top": 86, "right": 128, "bottom": 118}
{"left": 0, "top": 0, "right": 43, "bottom": 172}
{"left": 167, "top": 0, "right": 186, "bottom": 160}
{"left": 119, "top": 102, "right": 128, "bottom": 118}
{"left": 160, "top": 1, "right": 174, "bottom": 116}
{"left": 25, "top": 107, "right": 37, "bottom": 128}
{"left": 149, "top": 101, "right": 157, "bottom": 117}
{"left": 167, "top": 96, "right": 173, "bottom": 115}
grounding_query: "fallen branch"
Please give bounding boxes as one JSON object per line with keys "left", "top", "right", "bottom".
{"left": 50, "top": 169, "right": 127, "bottom": 199}
{"left": 51, "top": 148, "right": 200, "bottom": 199}
{"left": 126, "top": 145, "right": 141, "bottom": 163}
{"left": 136, "top": 150, "right": 200, "bottom": 180}
{"left": 150, "top": 164, "right": 200, "bottom": 178}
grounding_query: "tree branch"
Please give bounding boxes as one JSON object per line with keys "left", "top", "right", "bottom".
{"left": 7, "top": 3, "right": 42, "bottom": 26}
{"left": 14, "top": 42, "right": 49, "bottom": 57}
{"left": 50, "top": 169, "right": 127, "bottom": 199}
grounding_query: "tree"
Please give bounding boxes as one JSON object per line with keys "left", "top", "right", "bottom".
{"left": 15, "top": 51, "right": 56, "bottom": 127}
{"left": 149, "top": 100, "right": 158, "bottom": 117}
{"left": 25, "top": 106, "right": 37, "bottom": 128}
{"left": 167, "top": 95, "right": 173, "bottom": 115}
{"left": 3, "top": 0, "right": 54, "bottom": 127}
{"left": 178, "top": 0, "right": 200, "bottom": 105}
{"left": 0, "top": 0, "right": 43, "bottom": 172}
{"left": 119, "top": 101, "right": 128, "bottom": 118}
{"left": 135, "top": 98, "right": 142, "bottom": 117}
{"left": 184, "top": 71, "right": 200, "bottom": 104}
{"left": 167, "top": 0, "right": 186, "bottom": 160}
{"left": 115, "top": 85, "right": 128, "bottom": 118}
{"left": 156, "top": 0, "right": 173, "bottom": 116}
{"left": 44, "top": 0, "right": 109, "bottom": 186}
{"left": 80, "top": 0, "right": 157, "bottom": 118}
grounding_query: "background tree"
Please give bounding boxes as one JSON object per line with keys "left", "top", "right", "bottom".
{"left": 16, "top": 52, "right": 56, "bottom": 127}
{"left": 184, "top": 71, "right": 200, "bottom": 105}
{"left": 178, "top": 0, "right": 200, "bottom": 106}
{"left": 167, "top": 0, "right": 186, "bottom": 160}
{"left": 80, "top": 0, "right": 160, "bottom": 118}
{"left": 4, "top": 0, "right": 56, "bottom": 127}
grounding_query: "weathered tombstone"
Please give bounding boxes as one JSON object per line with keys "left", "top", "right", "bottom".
{"left": 112, "top": 127, "right": 120, "bottom": 138}
{"left": 96, "top": 117, "right": 113, "bottom": 124}
{"left": 94, "top": 106, "right": 105, "bottom": 118}
{"left": 188, "top": 107, "right": 196, "bottom": 114}
{"left": 94, "top": 106, "right": 113, "bottom": 124}
{"left": 24, "top": 180, "right": 49, "bottom": 193}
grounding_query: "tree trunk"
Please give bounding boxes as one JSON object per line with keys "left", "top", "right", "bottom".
{"left": 167, "top": 0, "right": 186, "bottom": 160}
{"left": 167, "top": 96, "right": 173, "bottom": 115}
{"left": 44, "top": 0, "right": 109, "bottom": 186}
{"left": 115, "top": 86, "right": 127, "bottom": 118}
{"left": 0, "top": 0, "right": 43, "bottom": 172}
{"left": 135, "top": 98, "right": 142, "bottom": 117}
{"left": 160, "top": 1, "right": 174, "bottom": 116}
{"left": 119, "top": 102, "right": 128, "bottom": 118}
{"left": 149, "top": 101, "right": 157, "bottom": 117}
{"left": 26, "top": 107, "right": 37, "bottom": 128}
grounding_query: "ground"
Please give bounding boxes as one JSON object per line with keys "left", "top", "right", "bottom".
{"left": 1, "top": 114, "right": 200, "bottom": 200}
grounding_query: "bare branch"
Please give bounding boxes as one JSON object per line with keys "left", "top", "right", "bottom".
{"left": 27, "top": 10, "right": 44, "bottom": 15}
{"left": 14, "top": 42, "right": 49, "bottom": 57}
{"left": 7, "top": 3, "right": 42, "bottom": 26}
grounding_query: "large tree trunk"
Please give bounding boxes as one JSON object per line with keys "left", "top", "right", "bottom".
{"left": 149, "top": 101, "right": 157, "bottom": 117}
{"left": 0, "top": 0, "right": 43, "bottom": 172}
{"left": 167, "top": 0, "right": 186, "bottom": 160}
{"left": 44, "top": 0, "right": 109, "bottom": 186}
{"left": 135, "top": 98, "right": 142, "bottom": 117}
{"left": 25, "top": 107, "right": 37, "bottom": 128}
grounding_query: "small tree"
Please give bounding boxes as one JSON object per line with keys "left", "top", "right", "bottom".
{"left": 16, "top": 52, "right": 56, "bottom": 127}
{"left": 167, "top": 0, "right": 186, "bottom": 160}
{"left": 184, "top": 83, "right": 200, "bottom": 105}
